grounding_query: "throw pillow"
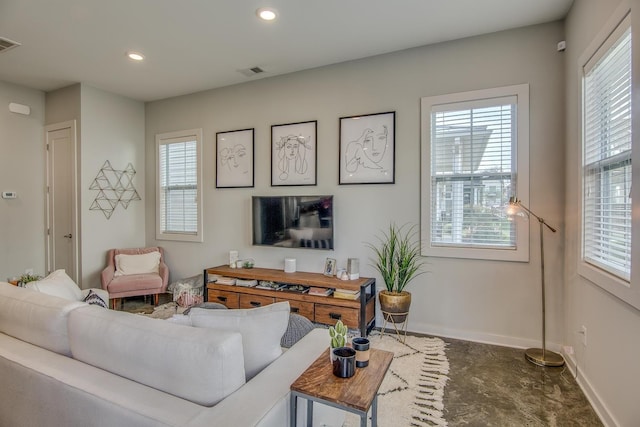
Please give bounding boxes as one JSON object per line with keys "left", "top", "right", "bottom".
{"left": 188, "top": 301, "right": 290, "bottom": 380}
{"left": 25, "top": 269, "right": 82, "bottom": 301}
{"left": 83, "top": 289, "right": 108, "bottom": 308}
{"left": 114, "top": 251, "right": 161, "bottom": 276}
{"left": 280, "top": 313, "right": 315, "bottom": 348}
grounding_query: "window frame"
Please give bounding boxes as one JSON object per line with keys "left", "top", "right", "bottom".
{"left": 155, "top": 128, "right": 203, "bottom": 242}
{"left": 420, "top": 84, "right": 530, "bottom": 261}
{"left": 578, "top": 5, "right": 640, "bottom": 310}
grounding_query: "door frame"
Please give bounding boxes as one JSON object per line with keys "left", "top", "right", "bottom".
{"left": 45, "top": 120, "right": 79, "bottom": 283}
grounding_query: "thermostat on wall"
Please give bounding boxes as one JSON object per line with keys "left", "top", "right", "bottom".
{"left": 2, "top": 191, "right": 17, "bottom": 199}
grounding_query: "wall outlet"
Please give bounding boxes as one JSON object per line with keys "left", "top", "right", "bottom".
{"left": 563, "top": 345, "right": 574, "bottom": 356}
{"left": 580, "top": 325, "right": 587, "bottom": 346}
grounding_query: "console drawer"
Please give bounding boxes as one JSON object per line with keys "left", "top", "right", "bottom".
{"left": 239, "top": 294, "right": 275, "bottom": 309}
{"left": 315, "top": 304, "right": 358, "bottom": 330}
{"left": 207, "top": 289, "right": 240, "bottom": 308}
{"left": 276, "top": 298, "right": 314, "bottom": 321}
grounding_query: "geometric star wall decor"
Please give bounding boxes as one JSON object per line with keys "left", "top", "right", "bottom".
{"left": 89, "top": 160, "right": 141, "bottom": 219}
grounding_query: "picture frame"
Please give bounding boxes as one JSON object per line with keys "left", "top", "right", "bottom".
{"left": 216, "top": 128, "right": 254, "bottom": 188}
{"left": 339, "top": 111, "right": 395, "bottom": 184}
{"left": 324, "top": 258, "right": 337, "bottom": 276}
{"left": 271, "top": 120, "right": 317, "bottom": 186}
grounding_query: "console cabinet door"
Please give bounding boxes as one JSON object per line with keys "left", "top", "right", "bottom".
{"left": 315, "top": 304, "right": 358, "bottom": 329}
{"left": 239, "top": 294, "right": 275, "bottom": 309}
{"left": 207, "top": 290, "right": 240, "bottom": 308}
{"left": 276, "top": 298, "right": 314, "bottom": 321}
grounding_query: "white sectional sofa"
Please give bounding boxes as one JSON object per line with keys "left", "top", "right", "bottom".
{"left": 0, "top": 282, "right": 344, "bottom": 427}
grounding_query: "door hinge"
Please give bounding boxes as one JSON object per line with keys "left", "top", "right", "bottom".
{"left": 47, "top": 228, "right": 50, "bottom": 235}
{"left": 46, "top": 143, "right": 49, "bottom": 151}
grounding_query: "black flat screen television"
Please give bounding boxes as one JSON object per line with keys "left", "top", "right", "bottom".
{"left": 252, "top": 195, "right": 334, "bottom": 250}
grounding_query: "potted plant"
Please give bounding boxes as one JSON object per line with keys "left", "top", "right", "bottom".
{"left": 366, "top": 223, "right": 425, "bottom": 323}
{"left": 328, "top": 319, "right": 348, "bottom": 361}
{"left": 17, "top": 273, "right": 42, "bottom": 287}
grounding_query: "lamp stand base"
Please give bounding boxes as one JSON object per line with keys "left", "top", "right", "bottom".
{"left": 524, "top": 348, "right": 565, "bottom": 367}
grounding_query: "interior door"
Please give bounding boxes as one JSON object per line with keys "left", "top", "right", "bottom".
{"left": 45, "top": 121, "right": 78, "bottom": 283}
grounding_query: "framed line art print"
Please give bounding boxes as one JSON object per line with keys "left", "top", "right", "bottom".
{"left": 339, "top": 111, "right": 395, "bottom": 184}
{"left": 216, "top": 128, "right": 254, "bottom": 188}
{"left": 271, "top": 120, "right": 317, "bottom": 186}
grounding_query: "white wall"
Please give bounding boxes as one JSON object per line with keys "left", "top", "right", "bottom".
{"left": 0, "top": 81, "right": 46, "bottom": 280}
{"left": 564, "top": 1, "right": 640, "bottom": 425}
{"left": 80, "top": 85, "right": 146, "bottom": 288}
{"left": 145, "top": 22, "right": 566, "bottom": 349}
{"left": 44, "top": 84, "right": 145, "bottom": 288}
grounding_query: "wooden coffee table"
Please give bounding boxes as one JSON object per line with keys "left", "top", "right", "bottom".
{"left": 290, "top": 347, "right": 393, "bottom": 427}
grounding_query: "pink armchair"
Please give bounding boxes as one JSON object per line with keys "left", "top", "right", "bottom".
{"left": 100, "top": 247, "right": 169, "bottom": 310}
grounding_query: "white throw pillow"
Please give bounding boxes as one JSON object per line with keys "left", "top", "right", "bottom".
{"left": 25, "top": 269, "right": 82, "bottom": 301}
{"left": 114, "top": 251, "right": 161, "bottom": 276}
{"left": 189, "top": 301, "right": 290, "bottom": 380}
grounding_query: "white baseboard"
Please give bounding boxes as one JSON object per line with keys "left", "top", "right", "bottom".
{"left": 563, "top": 352, "right": 618, "bottom": 427}
{"left": 402, "top": 320, "right": 617, "bottom": 427}
{"left": 406, "top": 319, "right": 564, "bottom": 352}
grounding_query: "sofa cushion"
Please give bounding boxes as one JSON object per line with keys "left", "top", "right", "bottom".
{"left": 0, "top": 282, "right": 85, "bottom": 356}
{"left": 68, "top": 305, "right": 246, "bottom": 407}
{"left": 114, "top": 251, "right": 161, "bottom": 276}
{"left": 188, "top": 301, "right": 290, "bottom": 380}
{"left": 83, "top": 289, "right": 108, "bottom": 308}
{"left": 25, "top": 269, "right": 83, "bottom": 301}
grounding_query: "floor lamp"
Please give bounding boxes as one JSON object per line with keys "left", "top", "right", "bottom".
{"left": 508, "top": 197, "right": 565, "bottom": 367}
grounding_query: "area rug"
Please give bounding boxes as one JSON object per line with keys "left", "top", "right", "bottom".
{"left": 128, "top": 301, "right": 186, "bottom": 318}
{"left": 343, "top": 331, "right": 450, "bottom": 427}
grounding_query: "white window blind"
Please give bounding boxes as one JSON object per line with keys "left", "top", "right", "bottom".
{"left": 430, "top": 97, "right": 516, "bottom": 249}
{"left": 582, "top": 22, "right": 632, "bottom": 281}
{"left": 156, "top": 129, "right": 202, "bottom": 242}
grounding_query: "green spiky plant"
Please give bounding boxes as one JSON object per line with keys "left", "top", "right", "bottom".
{"left": 329, "top": 319, "right": 348, "bottom": 348}
{"left": 18, "top": 273, "right": 42, "bottom": 286}
{"left": 366, "top": 223, "right": 425, "bottom": 293}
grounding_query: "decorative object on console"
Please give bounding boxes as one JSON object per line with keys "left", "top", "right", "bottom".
{"left": 367, "top": 223, "right": 425, "bottom": 343}
{"left": 229, "top": 250, "right": 239, "bottom": 268}
{"left": 271, "top": 120, "right": 317, "bottom": 186}
{"left": 507, "top": 197, "right": 564, "bottom": 367}
{"left": 324, "top": 258, "right": 336, "bottom": 276}
{"left": 89, "top": 160, "right": 141, "bottom": 219}
{"left": 339, "top": 111, "right": 395, "bottom": 185}
{"left": 216, "top": 128, "right": 254, "bottom": 188}
{"left": 347, "top": 258, "right": 360, "bottom": 280}
{"left": 284, "top": 257, "right": 296, "bottom": 273}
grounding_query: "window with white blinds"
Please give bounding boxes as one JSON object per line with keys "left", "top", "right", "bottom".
{"left": 156, "top": 129, "right": 203, "bottom": 242}
{"left": 421, "top": 84, "right": 530, "bottom": 261}
{"left": 582, "top": 18, "right": 632, "bottom": 282}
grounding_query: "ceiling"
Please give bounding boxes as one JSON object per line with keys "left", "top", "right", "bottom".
{"left": 0, "top": 0, "right": 573, "bottom": 102}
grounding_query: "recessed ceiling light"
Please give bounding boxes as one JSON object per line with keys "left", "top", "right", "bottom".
{"left": 256, "top": 7, "right": 277, "bottom": 21}
{"left": 126, "top": 51, "right": 145, "bottom": 61}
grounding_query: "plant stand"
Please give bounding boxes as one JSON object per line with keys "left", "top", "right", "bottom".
{"left": 380, "top": 310, "right": 409, "bottom": 344}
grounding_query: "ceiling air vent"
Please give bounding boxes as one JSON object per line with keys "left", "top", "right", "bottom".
{"left": 0, "top": 37, "right": 21, "bottom": 54}
{"left": 238, "top": 66, "right": 266, "bottom": 77}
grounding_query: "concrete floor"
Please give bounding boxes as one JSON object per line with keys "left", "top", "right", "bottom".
{"left": 443, "top": 338, "right": 602, "bottom": 426}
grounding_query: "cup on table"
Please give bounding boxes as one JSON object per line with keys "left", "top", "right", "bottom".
{"left": 352, "top": 337, "right": 370, "bottom": 368}
{"left": 332, "top": 347, "right": 356, "bottom": 378}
